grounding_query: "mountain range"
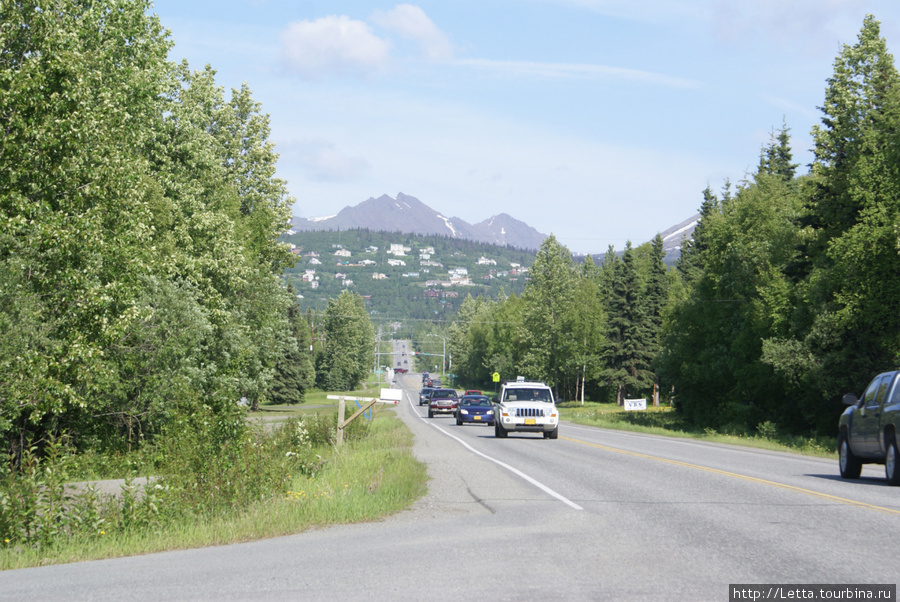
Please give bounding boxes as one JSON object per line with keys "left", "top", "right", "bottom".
{"left": 292, "top": 193, "right": 549, "bottom": 251}
{"left": 292, "top": 192, "right": 698, "bottom": 259}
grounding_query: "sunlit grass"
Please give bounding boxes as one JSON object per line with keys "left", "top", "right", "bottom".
{"left": 557, "top": 402, "right": 836, "bottom": 458}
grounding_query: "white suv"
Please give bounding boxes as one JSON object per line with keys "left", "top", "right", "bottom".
{"left": 494, "top": 379, "right": 559, "bottom": 439}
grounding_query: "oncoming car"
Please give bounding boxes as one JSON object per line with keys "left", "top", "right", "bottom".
{"left": 494, "top": 379, "right": 558, "bottom": 439}
{"left": 456, "top": 395, "right": 494, "bottom": 426}
{"left": 418, "top": 387, "right": 435, "bottom": 406}
{"left": 427, "top": 388, "right": 459, "bottom": 419}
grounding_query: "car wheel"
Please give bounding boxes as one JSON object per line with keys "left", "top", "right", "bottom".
{"left": 456, "top": 415, "right": 462, "bottom": 426}
{"left": 838, "top": 432, "right": 862, "bottom": 479}
{"left": 886, "top": 437, "right": 900, "bottom": 486}
{"left": 495, "top": 421, "right": 507, "bottom": 438}
{"left": 428, "top": 409, "right": 434, "bottom": 419}
{"left": 544, "top": 426, "right": 558, "bottom": 440}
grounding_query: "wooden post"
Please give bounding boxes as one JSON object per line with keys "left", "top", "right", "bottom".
{"left": 337, "top": 396, "right": 346, "bottom": 448}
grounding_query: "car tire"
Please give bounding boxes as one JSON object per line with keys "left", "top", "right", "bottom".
{"left": 428, "top": 409, "right": 434, "bottom": 419}
{"left": 885, "top": 437, "right": 900, "bottom": 486}
{"left": 456, "top": 415, "right": 462, "bottom": 426}
{"left": 495, "top": 421, "right": 507, "bottom": 438}
{"left": 544, "top": 426, "right": 558, "bottom": 440}
{"left": 838, "top": 432, "right": 862, "bottom": 479}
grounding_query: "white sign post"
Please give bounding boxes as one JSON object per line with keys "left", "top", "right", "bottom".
{"left": 327, "top": 389, "right": 403, "bottom": 447}
{"left": 624, "top": 398, "right": 647, "bottom": 411}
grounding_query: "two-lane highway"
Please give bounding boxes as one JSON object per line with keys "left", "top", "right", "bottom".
{"left": 2, "top": 374, "right": 898, "bottom": 600}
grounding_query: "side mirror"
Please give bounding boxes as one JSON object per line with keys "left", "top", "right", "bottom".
{"left": 842, "top": 393, "right": 859, "bottom": 406}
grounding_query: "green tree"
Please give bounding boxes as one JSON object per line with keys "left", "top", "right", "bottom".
{"left": 519, "top": 235, "right": 577, "bottom": 398}
{"left": 569, "top": 256, "right": 607, "bottom": 403}
{"left": 603, "top": 243, "right": 655, "bottom": 405}
{"left": 269, "top": 287, "right": 316, "bottom": 405}
{"left": 318, "top": 291, "right": 374, "bottom": 391}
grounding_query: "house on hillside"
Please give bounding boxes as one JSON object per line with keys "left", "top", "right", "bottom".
{"left": 477, "top": 256, "right": 497, "bottom": 266}
{"left": 372, "top": 273, "right": 388, "bottom": 280}
{"left": 388, "top": 244, "right": 410, "bottom": 256}
{"left": 448, "top": 267, "right": 471, "bottom": 285}
{"left": 365, "top": 246, "right": 379, "bottom": 253}
{"left": 334, "top": 248, "right": 351, "bottom": 258}
{"left": 387, "top": 258, "right": 406, "bottom": 267}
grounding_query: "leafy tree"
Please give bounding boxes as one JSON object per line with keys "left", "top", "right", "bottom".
{"left": 519, "top": 235, "right": 577, "bottom": 398}
{"left": 0, "top": 1, "right": 301, "bottom": 455}
{"left": 569, "top": 256, "right": 607, "bottom": 403}
{"left": 317, "top": 291, "right": 374, "bottom": 391}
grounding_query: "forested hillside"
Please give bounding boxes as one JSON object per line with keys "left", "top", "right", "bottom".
{"left": 282, "top": 229, "right": 535, "bottom": 321}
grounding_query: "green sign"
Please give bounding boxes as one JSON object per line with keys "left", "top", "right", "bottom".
{"left": 492, "top": 372, "right": 500, "bottom": 383}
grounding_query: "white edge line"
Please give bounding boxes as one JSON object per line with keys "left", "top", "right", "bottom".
{"left": 405, "top": 393, "right": 583, "bottom": 511}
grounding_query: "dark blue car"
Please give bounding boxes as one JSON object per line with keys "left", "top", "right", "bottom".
{"left": 456, "top": 395, "right": 495, "bottom": 426}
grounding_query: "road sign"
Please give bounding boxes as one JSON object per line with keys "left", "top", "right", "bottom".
{"left": 624, "top": 398, "right": 647, "bottom": 411}
{"left": 492, "top": 372, "right": 500, "bottom": 382}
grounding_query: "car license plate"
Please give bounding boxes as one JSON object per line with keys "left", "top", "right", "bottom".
{"left": 525, "top": 418, "right": 536, "bottom": 426}
{"left": 474, "top": 416, "right": 481, "bottom": 421}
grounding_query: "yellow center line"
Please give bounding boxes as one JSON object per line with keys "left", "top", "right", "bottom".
{"left": 561, "top": 436, "right": 900, "bottom": 516}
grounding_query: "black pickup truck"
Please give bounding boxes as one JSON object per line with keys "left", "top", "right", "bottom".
{"left": 838, "top": 370, "right": 900, "bottom": 485}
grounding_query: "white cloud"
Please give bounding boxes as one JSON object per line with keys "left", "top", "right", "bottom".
{"left": 372, "top": 4, "right": 454, "bottom": 60}
{"left": 456, "top": 58, "right": 698, "bottom": 88}
{"left": 279, "top": 15, "right": 390, "bottom": 79}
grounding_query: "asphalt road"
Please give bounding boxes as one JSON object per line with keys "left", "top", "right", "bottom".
{"left": 2, "top": 374, "right": 898, "bottom": 601}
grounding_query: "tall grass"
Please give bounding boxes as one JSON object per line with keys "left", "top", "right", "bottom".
{"left": 0, "top": 406, "right": 425, "bottom": 570}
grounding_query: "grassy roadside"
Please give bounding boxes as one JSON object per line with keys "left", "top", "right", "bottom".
{"left": 558, "top": 402, "right": 837, "bottom": 458}
{"left": 0, "top": 387, "right": 427, "bottom": 571}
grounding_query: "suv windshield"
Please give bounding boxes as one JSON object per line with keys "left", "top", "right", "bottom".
{"left": 432, "top": 389, "right": 457, "bottom": 398}
{"left": 503, "top": 388, "right": 552, "bottom": 402}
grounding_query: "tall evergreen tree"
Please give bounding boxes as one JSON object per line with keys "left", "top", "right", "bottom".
{"left": 676, "top": 186, "right": 719, "bottom": 286}
{"left": 603, "top": 243, "right": 655, "bottom": 404}
{"left": 269, "top": 287, "right": 315, "bottom": 405}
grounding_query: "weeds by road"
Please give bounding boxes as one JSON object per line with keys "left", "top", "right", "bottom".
{"left": 0, "top": 386, "right": 426, "bottom": 571}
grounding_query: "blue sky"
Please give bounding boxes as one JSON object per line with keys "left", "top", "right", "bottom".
{"left": 149, "top": 1, "right": 900, "bottom": 254}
